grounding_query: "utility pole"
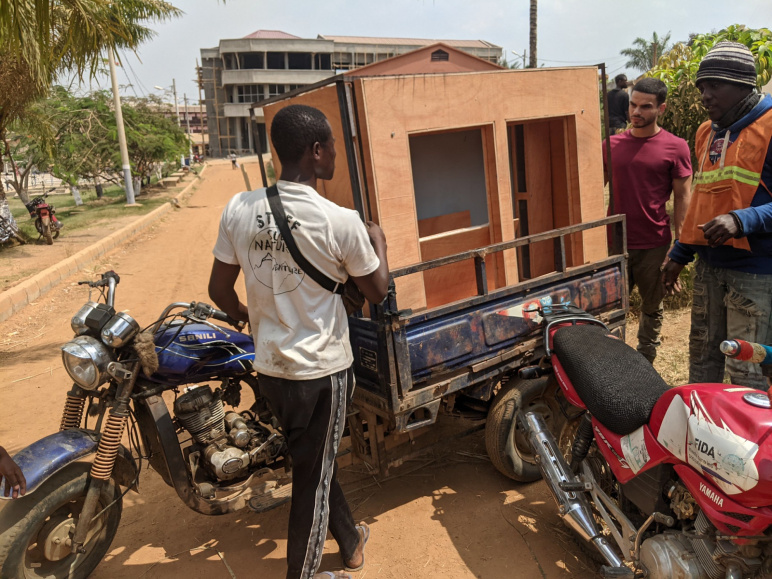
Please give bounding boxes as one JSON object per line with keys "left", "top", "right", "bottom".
{"left": 529, "top": 0, "right": 537, "bottom": 68}
{"left": 183, "top": 94, "right": 193, "bottom": 160}
{"left": 196, "top": 59, "right": 206, "bottom": 158}
{"left": 107, "top": 46, "right": 135, "bottom": 205}
{"left": 172, "top": 78, "right": 180, "bottom": 126}
{"left": 172, "top": 78, "right": 184, "bottom": 166}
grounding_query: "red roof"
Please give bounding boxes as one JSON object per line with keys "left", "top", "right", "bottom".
{"left": 243, "top": 30, "right": 300, "bottom": 39}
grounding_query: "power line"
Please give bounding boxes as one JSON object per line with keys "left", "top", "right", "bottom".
{"left": 125, "top": 56, "right": 149, "bottom": 97}
{"left": 120, "top": 63, "right": 138, "bottom": 97}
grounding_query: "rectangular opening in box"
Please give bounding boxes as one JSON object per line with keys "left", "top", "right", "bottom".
{"left": 508, "top": 116, "right": 583, "bottom": 280}
{"left": 408, "top": 127, "right": 501, "bottom": 309}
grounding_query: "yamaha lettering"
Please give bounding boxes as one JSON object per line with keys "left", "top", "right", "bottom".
{"left": 699, "top": 482, "right": 724, "bottom": 507}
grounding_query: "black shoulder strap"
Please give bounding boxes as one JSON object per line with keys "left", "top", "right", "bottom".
{"left": 266, "top": 184, "right": 344, "bottom": 295}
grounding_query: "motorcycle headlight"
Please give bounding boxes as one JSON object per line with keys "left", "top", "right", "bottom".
{"left": 71, "top": 302, "right": 99, "bottom": 336}
{"left": 61, "top": 336, "right": 114, "bottom": 390}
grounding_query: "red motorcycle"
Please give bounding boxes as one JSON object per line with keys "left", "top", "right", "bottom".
{"left": 25, "top": 190, "right": 62, "bottom": 245}
{"left": 498, "top": 303, "right": 772, "bottom": 579}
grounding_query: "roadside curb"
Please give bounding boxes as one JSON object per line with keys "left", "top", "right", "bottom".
{"left": 0, "top": 165, "right": 207, "bottom": 323}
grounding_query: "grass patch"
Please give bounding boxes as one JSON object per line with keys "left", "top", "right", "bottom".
{"left": 7, "top": 183, "right": 175, "bottom": 240}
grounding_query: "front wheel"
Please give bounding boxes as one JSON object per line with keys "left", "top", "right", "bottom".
{"left": 0, "top": 464, "right": 122, "bottom": 578}
{"left": 41, "top": 216, "right": 53, "bottom": 245}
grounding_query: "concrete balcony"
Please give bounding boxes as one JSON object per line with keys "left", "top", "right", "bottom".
{"left": 221, "top": 69, "right": 333, "bottom": 86}
{"left": 219, "top": 38, "right": 333, "bottom": 54}
{"left": 223, "top": 103, "right": 253, "bottom": 118}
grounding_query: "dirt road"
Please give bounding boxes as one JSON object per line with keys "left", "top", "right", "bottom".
{"left": 0, "top": 161, "right": 594, "bottom": 578}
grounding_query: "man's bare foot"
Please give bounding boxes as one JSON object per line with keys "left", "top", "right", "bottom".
{"left": 343, "top": 522, "right": 370, "bottom": 572}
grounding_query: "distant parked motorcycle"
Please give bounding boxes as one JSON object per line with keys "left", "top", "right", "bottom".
{"left": 25, "top": 189, "right": 62, "bottom": 245}
{"left": 0, "top": 271, "right": 291, "bottom": 578}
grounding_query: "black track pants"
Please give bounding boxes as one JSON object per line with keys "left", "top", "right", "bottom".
{"left": 258, "top": 367, "right": 360, "bottom": 579}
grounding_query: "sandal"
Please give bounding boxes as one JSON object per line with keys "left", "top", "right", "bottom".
{"left": 343, "top": 522, "right": 370, "bottom": 572}
{"left": 314, "top": 572, "right": 351, "bottom": 578}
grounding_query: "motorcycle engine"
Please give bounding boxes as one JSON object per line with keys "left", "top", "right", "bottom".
{"left": 640, "top": 511, "right": 764, "bottom": 579}
{"left": 174, "top": 385, "right": 283, "bottom": 482}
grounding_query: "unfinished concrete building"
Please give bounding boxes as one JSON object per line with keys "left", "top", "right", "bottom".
{"left": 199, "top": 30, "right": 502, "bottom": 157}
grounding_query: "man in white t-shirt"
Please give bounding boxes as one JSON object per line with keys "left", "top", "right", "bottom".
{"left": 209, "top": 104, "right": 388, "bottom": 579}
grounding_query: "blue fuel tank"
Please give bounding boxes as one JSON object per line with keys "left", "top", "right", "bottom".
{"left": 150, "top": 322, "right": 255, "bottom": 386}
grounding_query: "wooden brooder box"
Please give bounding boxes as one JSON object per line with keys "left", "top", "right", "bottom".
{"left": 260, "top": 67, "right": 608, "bottom": 312}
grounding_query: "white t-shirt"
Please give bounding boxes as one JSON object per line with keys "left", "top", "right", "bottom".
{"left": 213, "top": 180, "right": 380, "bottom": 379}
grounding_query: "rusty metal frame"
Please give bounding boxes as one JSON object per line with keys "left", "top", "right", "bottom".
{"left": 354, "top": 214, "right": 628, "bottom": 425}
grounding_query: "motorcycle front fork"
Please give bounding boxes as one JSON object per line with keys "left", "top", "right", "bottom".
{"left": 69, "top": 361, "right": 140, "bottom": 554}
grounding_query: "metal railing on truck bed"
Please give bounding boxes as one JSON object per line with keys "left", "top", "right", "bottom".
{"left": 349, "top": 215, "right": 628, "bottom": 432}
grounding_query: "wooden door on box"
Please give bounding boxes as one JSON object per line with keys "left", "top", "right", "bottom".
{"left": 509, "top": 117, "right": 583, "bottom": 279}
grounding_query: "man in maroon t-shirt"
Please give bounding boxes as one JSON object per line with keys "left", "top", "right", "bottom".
{"left": 604, "top": 77, "right": 693, "bottom": 363}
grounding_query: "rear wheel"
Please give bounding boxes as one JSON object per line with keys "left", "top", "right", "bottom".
{"left": 0, "top": 464, "right": 122, "bottom": 578}
{"left": 485, "top": 375, "right": 559, "bottom": 481}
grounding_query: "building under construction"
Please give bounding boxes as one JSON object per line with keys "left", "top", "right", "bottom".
{"left": 198, "top": 30, "right": 502, "bottom": 157}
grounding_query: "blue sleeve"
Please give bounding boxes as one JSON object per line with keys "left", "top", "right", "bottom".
{"left": 668, "top": 241, "right": 696, "bottom": 265}
{"left": 733, "top": 200, "right": 772, "bottom": 235}
{"left": 732, "top": 136, "right": 772, "bottom": 235}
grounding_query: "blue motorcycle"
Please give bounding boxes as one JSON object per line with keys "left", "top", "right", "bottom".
{"left": 0, "top": 271, "right": 290, "bottom": 578}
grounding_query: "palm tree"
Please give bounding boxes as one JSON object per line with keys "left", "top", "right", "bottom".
{"left": 528, "top": 0, "right": 537, "bottom": 68}
{"left": 620, "top": 31, "right": 672, "bottom": 73}
{"left": 0, "top": 0, "right": 181, "bottom": 200}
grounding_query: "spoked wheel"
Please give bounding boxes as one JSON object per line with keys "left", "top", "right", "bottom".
{"left": 42, "top": 218, "right": 53, "bottom": 245}
{"left": 485, "top": 375, "right": 565, "bottom": 481}
{"left": 0, "top": 464, "right": 122, "bottom": 578}
{"left": 557, "top": 429, "right": 631, "bottom": 566}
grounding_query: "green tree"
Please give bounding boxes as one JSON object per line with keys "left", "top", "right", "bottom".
{"left": 0, "top": 0, "right": 181, "bottom": 201}
{"left": 621, "top": 31, "right": 672, "bottom": 72}
{"left": 647, "top": 25, "right": 772, "bottom": 157}
{"left": 120, "top": 95, "right": 188, "bottom": 186}
{"left": 3, "top": 103, "right": 57, "bottom": 205}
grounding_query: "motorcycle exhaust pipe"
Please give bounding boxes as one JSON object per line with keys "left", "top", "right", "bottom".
{"left": 522, "top": 412, "right": 625, "bottom": 569}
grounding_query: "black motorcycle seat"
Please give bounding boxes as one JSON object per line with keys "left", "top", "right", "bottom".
{"left": 552, "top": 324, "right": 670, "bottom": 436}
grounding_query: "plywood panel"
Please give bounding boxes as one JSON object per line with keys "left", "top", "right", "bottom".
{"left": 353, "top": 80, "right": 380, "bottom": 223}
{"left": 524, "top": 122, "right": 554, "bottom": 278}
{"left": 262, "top": 85, "right": 358, "bottom": 211}
{"left": 419, "top": 225, "right": 493, "bottom": 309}
{"left": 359, "top": 67, "right": 607, "bottom": 306}
{"left": 549, "top": 117, "right": 585, "bottom": 267}
{"left": 417, "top": 210, "right": 471, "bottom": 237}
{"left": 420, "top": 225, "right": 490, "bottom": 261}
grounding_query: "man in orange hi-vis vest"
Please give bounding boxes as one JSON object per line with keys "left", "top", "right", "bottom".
{"left": 662, "top": 41, "right": 772, "bottom": 390}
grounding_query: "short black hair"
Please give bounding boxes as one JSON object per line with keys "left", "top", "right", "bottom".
{"left": 631, "top": 77, "right": 668, "bottom": 105}
{"left": 614, "top": 74, "right": 627, "bottom": 86}
{"left": 270, "top": 104, "right": 331, "bottom": 164}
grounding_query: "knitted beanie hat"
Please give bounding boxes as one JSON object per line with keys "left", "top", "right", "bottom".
{"left": 696, "top": 41, "right": 757, "bottom": 87}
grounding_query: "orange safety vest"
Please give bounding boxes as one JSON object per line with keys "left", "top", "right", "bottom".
{"left": 680, "top": 111, "right": 772, "bottom": 251}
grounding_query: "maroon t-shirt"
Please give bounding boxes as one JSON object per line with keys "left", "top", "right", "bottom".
{"left": 604, "top": 129, "right": 692, "bottom": 249}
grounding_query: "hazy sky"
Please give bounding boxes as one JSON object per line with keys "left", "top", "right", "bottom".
{"left": 101, "top": 0, "right": 770, "bottom": 103}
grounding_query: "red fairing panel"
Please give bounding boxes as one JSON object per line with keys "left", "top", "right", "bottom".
{"left": 552, "top": 355, "right": 586, "bottom": 409}
{"left": 591, "top": 419, "right": 672, "bottom": 484}
{"left": 676, "top": 465, "right": 772, "bottom": 540}
{"left": 650, "top": 385, "right": 772, "bottom": 508}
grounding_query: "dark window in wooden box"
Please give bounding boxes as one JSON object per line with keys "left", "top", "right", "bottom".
{"left": 431, "top": 50, "right": 449, "bottom": 62}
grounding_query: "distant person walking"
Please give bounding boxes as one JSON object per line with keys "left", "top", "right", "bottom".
{"left": 608, "top": 74, "right": 630, "bottom": 134}
{"left": 229, "top": 151, "right": 237, "bottom": 169}
{"left": 663, "top": 41, "right": 772, "bottom": 389}
{"left": 604, "top": 77, "right": 693, "bottom": 363}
